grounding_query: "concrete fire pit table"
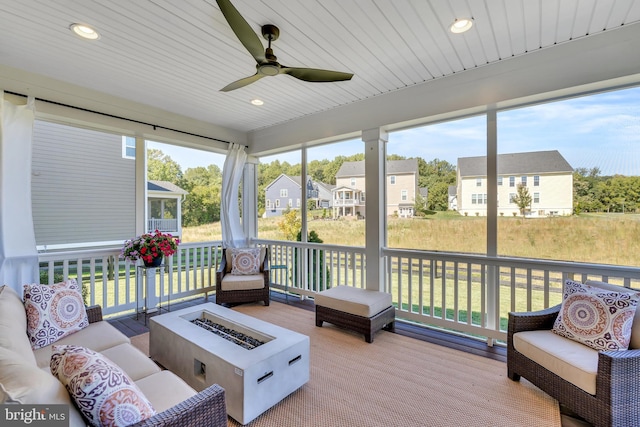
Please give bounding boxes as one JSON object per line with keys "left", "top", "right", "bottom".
{"left": 149, "top": 303, "right": 309, "bottom": 425}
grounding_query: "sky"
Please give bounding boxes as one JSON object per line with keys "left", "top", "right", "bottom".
{"left": 149, "top": 86, "right": 640, "bottom": 177}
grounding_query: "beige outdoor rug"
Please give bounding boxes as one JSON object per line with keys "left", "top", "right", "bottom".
{"left": 132, "top": 302, "right": 560, "bottom": 427}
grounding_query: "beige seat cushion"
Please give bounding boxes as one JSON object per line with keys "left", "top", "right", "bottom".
{"left": 0, "top": 347, "right": 86, "bottom": 427}
{"left": 33, "top": 321, "right": 130, "bottom": 368}
{"left": 100, "top": 343, "right": 161, "bottom": 381}
{"left": 584, "top": 279, "right": 640, "bottom": 349}
{"left": 315, "top": 285, "right": 393, "bottom": 318}
{"left": 221, "top": 274, "right": 264, "bottom": 291}
{"left": 0, "top": 285, "right": 37, "bottom": 366}
{"left": 513, "top": 329, "right": 599, "bottom": 395}
{"left": 135, "top": 370, "right": 197, "bottom": 413}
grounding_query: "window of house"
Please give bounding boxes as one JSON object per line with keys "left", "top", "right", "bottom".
{"left": 521, "top": 176, "right": 527, "bottom": 186}
{"left": 482, "top": 194, "right": 488, "bottom": 204}
{"left": 509, "top": 193, "right": 516, "bottom": 203}
{"left": 534, "top": 192, "right": 540, "bottom": 203}
{"left": 288, "top": 199, "right": 293, "bottom": 207}
{"left": 280, "top": 189, "right": 288, "bottom": 197}
{"left": 472, "top": 194, "right": 477, "bottom": 204}
{"left": 534, "top": 175, "right": 540, "bottom": 186}
{"left": 296, "top": 198, "right": 300, "bottom": 207}
{"left": 361, "top": 193, "right": 365, "bottom": 202}
{"left": 509, "top": 176, "right": 515, "bottom": 187}
{"left": 390, "top": 176, "right": 396, "bottom": 185}
{"left": 401, "top": 189, "right": 408, "bottom": 201}
{"left": 498, "top": 176, "right": 503, "bottom": 186}
{"left": 476, "top": 178, "right": 482, "bottom": 186}
{"left": 351, "top": 178, "right": 356, "bottom": 186}
{"left": 122, "top": 136, "right": 135, "bottom": 159}
{"left": 266, "top": 199, "right": 271, "bottom": 208}
{"left": 275, "top": 199, "right": 280, "bottom": 207}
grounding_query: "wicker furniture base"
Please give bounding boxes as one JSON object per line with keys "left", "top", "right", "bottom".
{"left": 508, "top": 306, "right": 640, "bottom": 427}
{"left": 315, "top": 305, "right": 395, "bottom": 343}
{"left": 215, "top": 286, "right": 270, "bottom": 307}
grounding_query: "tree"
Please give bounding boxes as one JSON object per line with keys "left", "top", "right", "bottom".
{"left": 417, "top": 158, "right": 456, "bottom": 210}
{"left": 180, "top": 165, "right": 223, "bottom": 226}
{"left": 512, "top": 183, "right": 532, "bottom": 217}
{"left": 413, "top": 192, "right": 430, "bottom": 216}
{"left": 277, "top": 209, "right": 302, "bottom": 240}
{"left": 147, "top": 149, "right": 183, "bottom": 183}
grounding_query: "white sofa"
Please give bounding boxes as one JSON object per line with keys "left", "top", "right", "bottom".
{"left": 0, "top": 285, "right": 227, "bottom": 427}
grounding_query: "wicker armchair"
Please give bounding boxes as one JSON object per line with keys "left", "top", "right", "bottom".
{"left": 507, "top": 304, "right": 640, "bottom": 427}
{"left": 215, "top": 247, "right": 270, "bottom": 306}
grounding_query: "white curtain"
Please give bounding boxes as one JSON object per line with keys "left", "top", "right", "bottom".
{"left": 0, "top": 92, "right": 38, "bottom": 295}
{"left": 221, "top": 142, "right": 248, "bottom": 248}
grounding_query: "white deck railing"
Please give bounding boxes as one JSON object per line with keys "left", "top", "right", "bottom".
{"left": 38, "top": 242, "right": 223, "bottom": 317}
{"left": 147, "top": 218, "right": 179, "bottom": 233}
{"left": 256, "top": 239, "right": 640, "bottom": 342}
{"left": 39, "top": 240, "right": 640, "bottom": 343}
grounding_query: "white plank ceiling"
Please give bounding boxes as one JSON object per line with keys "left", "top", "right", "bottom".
{"left": 1, "top": 0, "right": 639, "bottom": 136}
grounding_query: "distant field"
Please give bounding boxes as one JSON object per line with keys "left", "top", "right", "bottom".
{"left": 182, "top": 212, "right": 640, "bottom": 267}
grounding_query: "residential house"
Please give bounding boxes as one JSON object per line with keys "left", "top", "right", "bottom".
{"left": 333, "top": 159, "right": 423, "bottom": 218}
{"left": 456, "top": 150, "right": 573, "bottom": 217}
{"left": 31, "top": 121, "right": 187, "bottom": 250}
{"left": 264, "top": 174, "right": 333, "bottom": 218}
{"left": 448, "top": 185, "right": 457, "bottom": 211}
{"left": 148, "top": 180, "right": 188, "bottom": 237}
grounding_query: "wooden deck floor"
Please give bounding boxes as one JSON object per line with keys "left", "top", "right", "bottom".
{"left": 106, "top": 289, "right": 589, "bottom": 427}
{"left": 106, "top": 290, "right": 507, "bottom": 362}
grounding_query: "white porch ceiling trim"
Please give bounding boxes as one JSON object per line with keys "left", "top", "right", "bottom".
{"left": 248, "top": 22, "right": 640, "bottom": 154}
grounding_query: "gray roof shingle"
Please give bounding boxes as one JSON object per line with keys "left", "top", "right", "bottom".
{"left": 148, "top": 180, "right": 188, "bottom": 194}
{"left": 336, "top": 159, "right": 419, "bottom": 177}
{"left": 457, "top": 150, "right": 573, "bottom": 177}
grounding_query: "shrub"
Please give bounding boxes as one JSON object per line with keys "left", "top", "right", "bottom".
{"left": 293, "top": 230, "right": 331, "bottom": 292}
{"left": 39, "top": 271, "right": 89, "bottom": 305}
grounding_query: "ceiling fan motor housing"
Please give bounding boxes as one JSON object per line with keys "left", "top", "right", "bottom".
{"left": 261, "top": 24, "right": 280, "bottom": 41}
{"left": 258, "top": 63, "right": 280, "bottom": 76}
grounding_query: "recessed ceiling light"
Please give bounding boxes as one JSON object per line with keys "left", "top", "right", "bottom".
{"left": 70, "top": 23, "right": 100, "bottom": 40}
{"left": 250, "top": 99, "right": 264, "bottom": 106}
{"left": 450, "top": 18, "right": 473, "bottom": 34}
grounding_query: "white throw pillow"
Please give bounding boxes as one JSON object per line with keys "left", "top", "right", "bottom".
{"left": 24, "top": 279, "right": 89, "bottom": 350}
{"left": 230, "top": 248, "right": 262, "bottom": 275}
{"left": 552, "top": 280, "right": 639, "bottom": 351}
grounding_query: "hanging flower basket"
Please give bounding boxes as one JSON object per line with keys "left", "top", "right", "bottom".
{"left": 120, "top": 230, "right": 179, "bottom": 266}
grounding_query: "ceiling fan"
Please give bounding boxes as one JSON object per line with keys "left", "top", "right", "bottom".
{"left": 216, "top": 0, "right": 354, "bottom": 92}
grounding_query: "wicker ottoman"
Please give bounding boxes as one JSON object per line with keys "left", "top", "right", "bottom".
{"left": 315, "top": 286, "right": 395, "bottom": 343}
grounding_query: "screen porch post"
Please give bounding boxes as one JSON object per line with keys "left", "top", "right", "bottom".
{"left": 363, "top": 127, "right": 387, "bottom": 292}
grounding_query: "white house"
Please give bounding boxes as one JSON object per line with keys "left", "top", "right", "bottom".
{"left": 456, "top": 150, "right": 573, "bottom": 217}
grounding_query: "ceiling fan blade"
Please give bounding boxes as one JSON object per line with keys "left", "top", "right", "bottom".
{"left": 281, "top": 67, "right": 353, "bottom": 82}
{"left": 216, "top": 0, "right": 265, "bottom": 63}
{"left": 220, "top": 73, "right": 265, "bottom": 92}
